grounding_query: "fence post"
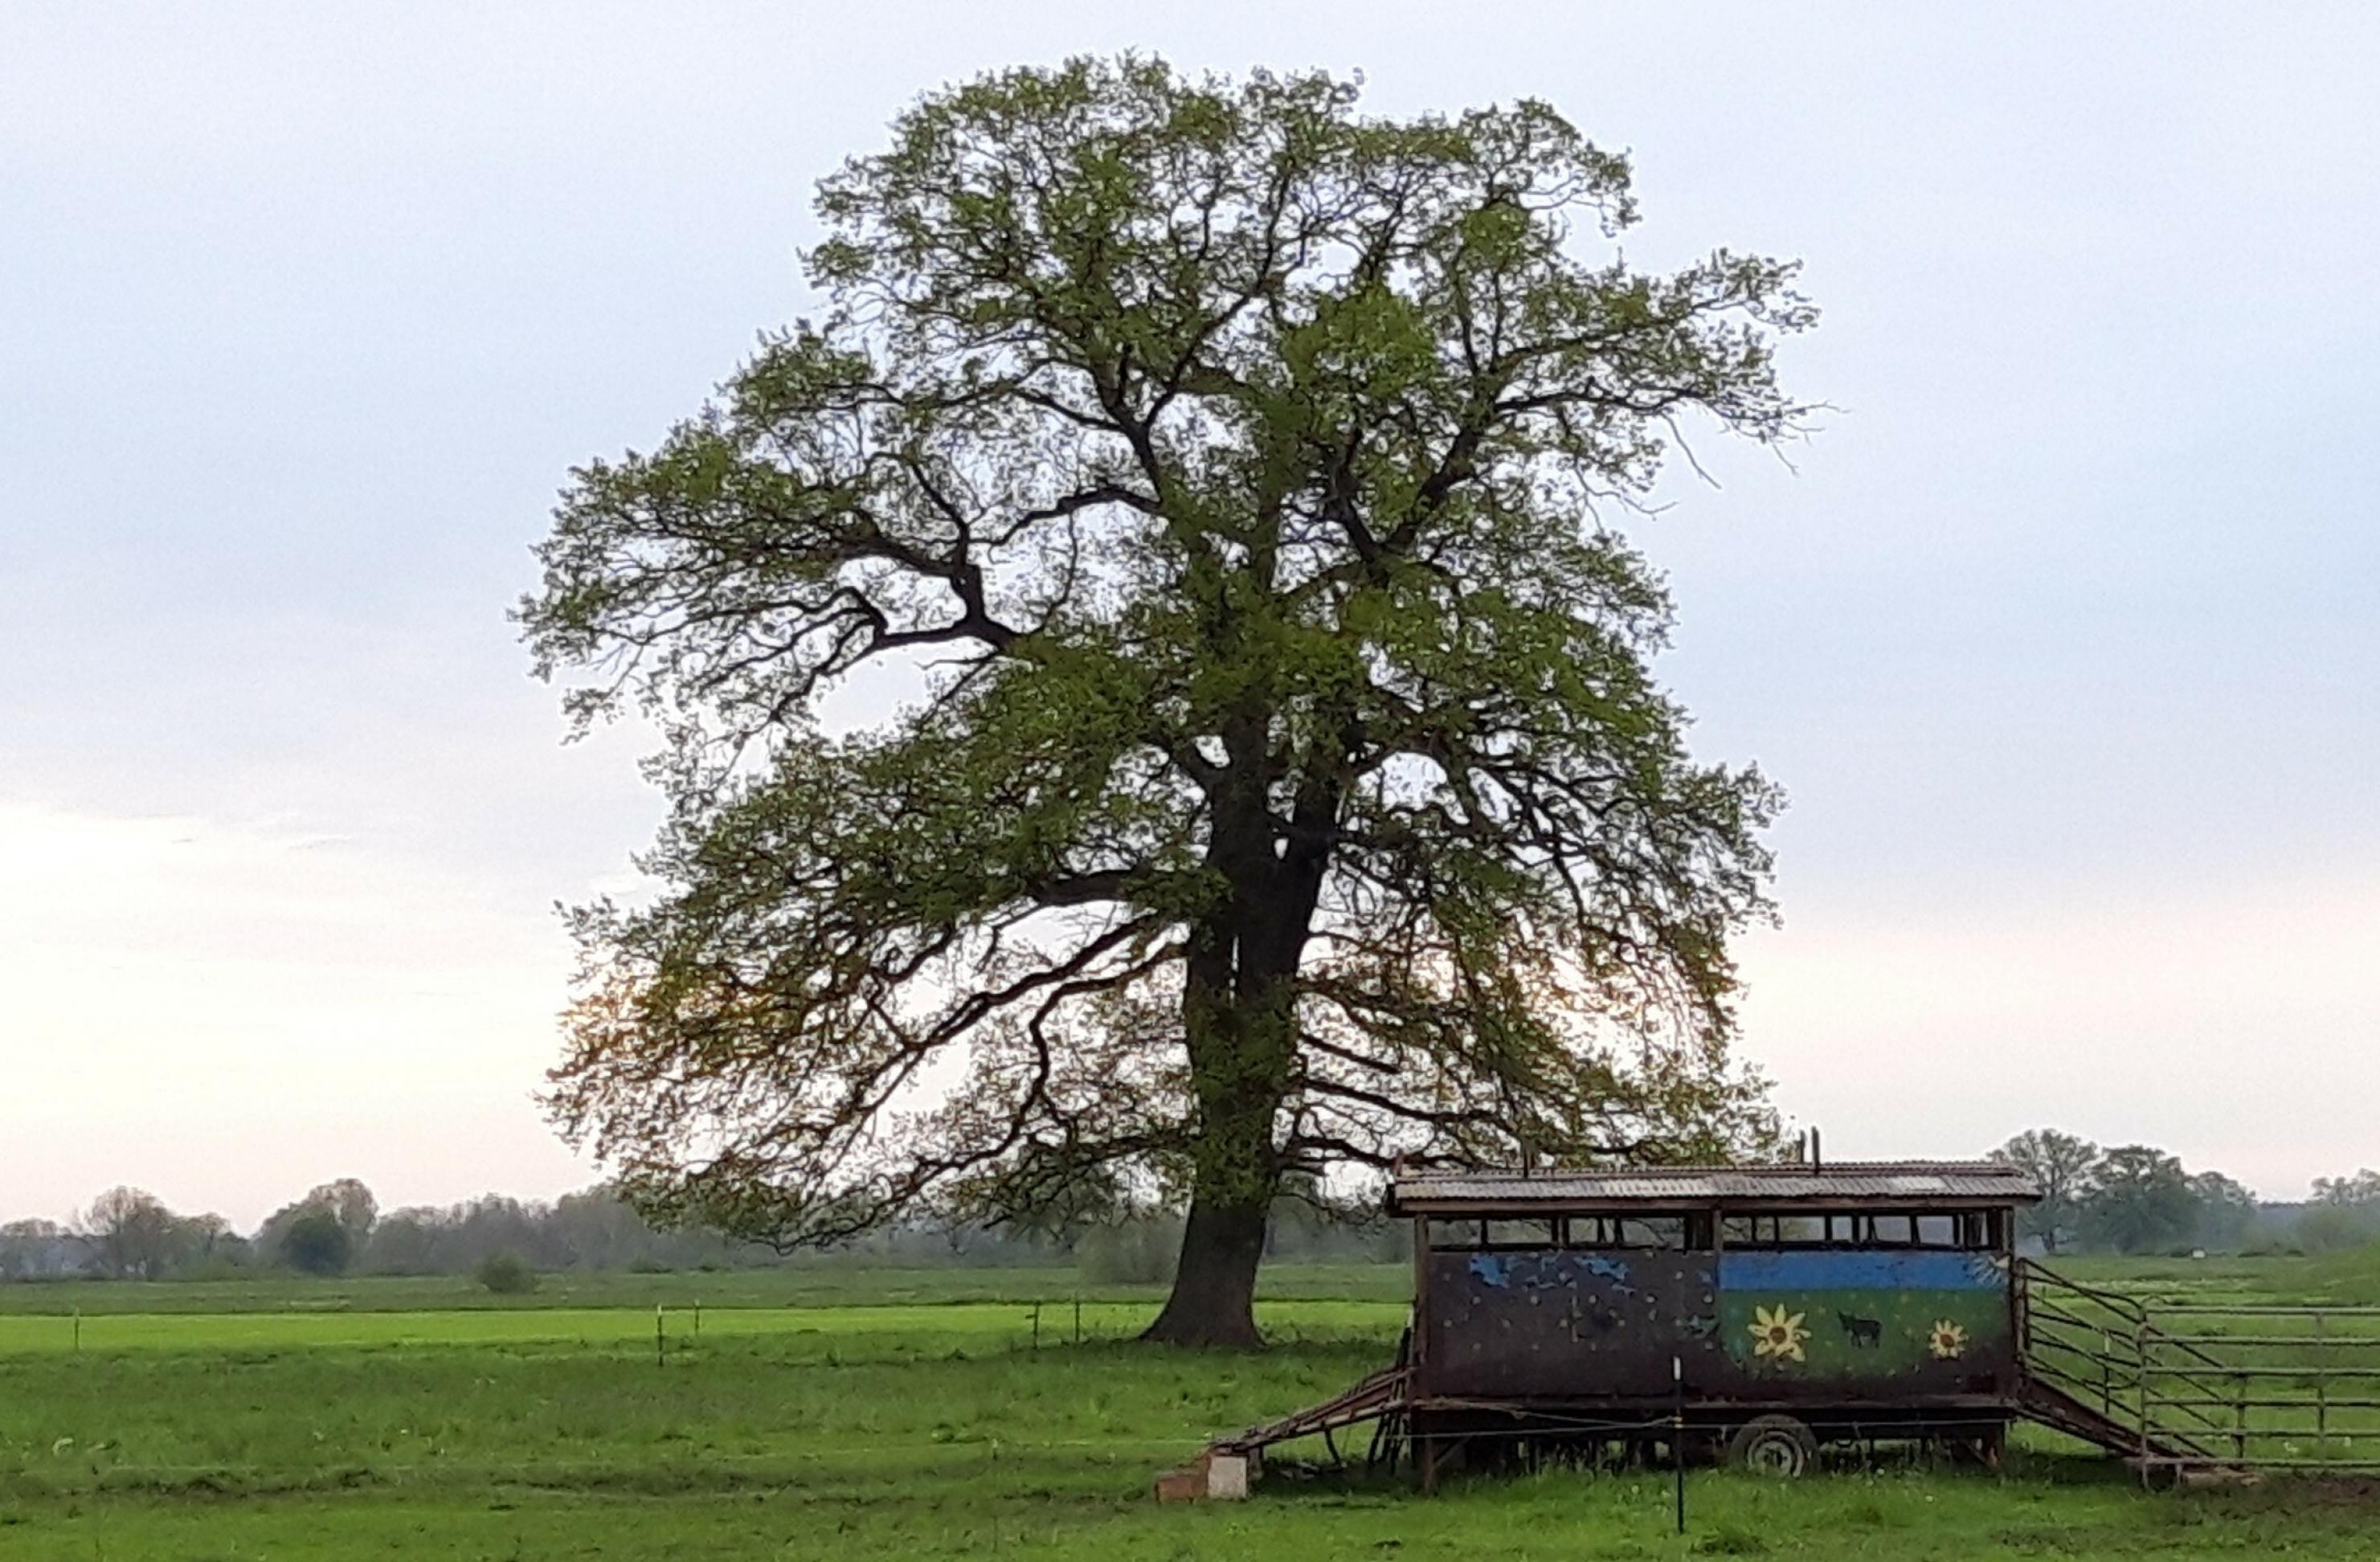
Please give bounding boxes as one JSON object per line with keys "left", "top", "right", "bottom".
{"left": 1031, "top": 1301, "right": 1041, "bottom": 1353}
{"left": 2232, "top": 1371, "right": 2247, "bottom": 1464}
{"left": 2135, "top": 1319, "right": 2151, "bottom": 1483}
{"left": 1672, "top": 1355, "right": 1687, "bottom": 1535}
{"left": 2315, "top": 1311, "right": 2329, "bottom": 1463}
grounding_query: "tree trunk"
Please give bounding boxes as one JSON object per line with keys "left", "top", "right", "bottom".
{"left": 1142, "top": 1193, "right": 1269, "bottom": 1347}
{"left": 1143, "top": 896, "right": 1290, "bottom": 1348}
{"left": 1141, "top": 715, "right": 1330, "bottom": 1348}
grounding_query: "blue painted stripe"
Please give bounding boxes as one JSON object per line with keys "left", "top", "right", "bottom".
{"left": 1718, "top": 1249, "right": 2002, "bottom": 1292}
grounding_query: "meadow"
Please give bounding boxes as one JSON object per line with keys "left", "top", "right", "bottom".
{"left": 6, "top": 1256, "right": 2380, "bottom": 1559}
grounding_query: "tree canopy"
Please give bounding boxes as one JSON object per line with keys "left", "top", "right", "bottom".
{"left": 520, "top": 57, "right": 1812, "bottom": 1343}
{"left": 1995, "top": 1128, "right": 2100, "bottom": 1256}
{"left": 2079, "top": 1145, "right": 2201, "bottom": 1255}
{"left": 277, "top": 1210, "right": 353, "bottom": 1277}
{"left": 80, "top": 1186, "right": 178, "bottom": 1281}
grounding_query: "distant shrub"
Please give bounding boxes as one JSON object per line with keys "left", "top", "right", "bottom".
{"left": 475, "top": 1251, "right": 538, "bottom": 1294}
{"left": 627, "top": 1257, "right": 672, "bottom": 1274}
{"left": 279, "top": 1211, "right": 353, "bottom": 1277}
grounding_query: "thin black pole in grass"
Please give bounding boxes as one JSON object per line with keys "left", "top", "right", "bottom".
{"left": 1073, "top": 1295, "right": 1082, "bottom": 1346}
{"left": 1672, "top": 1355, "right": 1686, "bottom": 1536}
{"left": 656, "top": 1305, "right": 665, "bottom": 1368}
{"left": 72, "top": 1308, "right": 80, "bottom": 1355}
{"left": 1031, "top": 1301, "right": 1041, "bottom": 1353}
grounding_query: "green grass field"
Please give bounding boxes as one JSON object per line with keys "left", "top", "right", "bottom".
{"left": 0, "top": 1260, "right": 1414, "bottom": 1316}
{"left": 6, "top": 1258, "right": 2380, "bottom": 1559}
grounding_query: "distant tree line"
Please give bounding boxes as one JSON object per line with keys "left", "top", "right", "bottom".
{"left": 0, "top": 1175, "right": 1402, "bottom": 1284}
{"left": 0, "top": 1182, "right": 766, "bottom": 1283}
{"left": 20, "top": 1143, "right": 2366, "bottom": 1282}
{"left": 1994, "top": 1130, "right": 2380, "bottom": 1257}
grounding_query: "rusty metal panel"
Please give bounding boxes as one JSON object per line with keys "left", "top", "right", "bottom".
{"left": 1416, "top": 1248, "right": 1724, "bottom": 1400}
{"left": 1416, "top": 1245, "right": 2018, "bottom": 1408}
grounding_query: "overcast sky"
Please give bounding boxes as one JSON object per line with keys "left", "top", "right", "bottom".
{"left": 4, "top": 2, "right": 2374, "bottom": 1229}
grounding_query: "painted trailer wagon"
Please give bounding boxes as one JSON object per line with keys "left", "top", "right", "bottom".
{"left": 1179, "top": 1157, "right": 2224, "bottom": 1496}
{"left": 1384, "top": 1159, "right": 2035, "bottom": 1480}
{"left": 1176, "top": 1159, "right": 2380, "bottom": 1498}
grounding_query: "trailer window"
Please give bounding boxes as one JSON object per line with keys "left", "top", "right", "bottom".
{"left": 1721, "top": 1214, "right": 1828, "bottom": 1248}
{"left": 1425, "top": 1218, "right": 1482, "bottom": 1250}
{"left": 1560, "top": 1214, "right": 1704, "bottom": 1249}
{"left": 1619, "top": 1216, "right": 1684, "bottom": 1249}
{"left": 1482, "top": 1219, "right": 1556, "bottom": 1249}
{"left": 1724, "top": 1209, "right": 2002, "bottom": 1249}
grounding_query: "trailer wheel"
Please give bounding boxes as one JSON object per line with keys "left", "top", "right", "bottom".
{"left": 1727, "top": 1415, "right": 1818, "bottom": 1477}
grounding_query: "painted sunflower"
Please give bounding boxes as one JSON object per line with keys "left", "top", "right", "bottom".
{"left": 1748, "top": 1303, "right": 1810, "bottom": 1364}
{"left": 1928, "top": 1319, "right": 1968, "bottom": 1360}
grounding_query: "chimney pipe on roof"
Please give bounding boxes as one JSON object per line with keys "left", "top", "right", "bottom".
{"left": 1810, "top": 1127, "right": 1822, "bottom": 1170}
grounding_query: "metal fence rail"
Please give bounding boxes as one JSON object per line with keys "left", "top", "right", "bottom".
{"left": 2017, "top": 1261, "right": 2380, "bottom": 1475}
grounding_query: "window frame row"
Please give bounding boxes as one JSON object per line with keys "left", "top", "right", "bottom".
{"left": 1422, "top": 1208, "right": 2002, "bottom": 1254}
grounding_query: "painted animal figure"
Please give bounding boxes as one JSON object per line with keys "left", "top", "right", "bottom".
{"left": 1838, "top": 1311, "right": 1883, "bottom": 1347}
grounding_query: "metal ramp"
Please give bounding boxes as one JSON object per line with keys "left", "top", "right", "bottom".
{"left": 2016, "top": 1376, "right": 2216, "bottom": 1465}
{"left": 1153, "top": 1361, "right": 1413, "bottom": 1501}
{"left": 1212, "top": 1362, "right": 1413, "bottom": 1464}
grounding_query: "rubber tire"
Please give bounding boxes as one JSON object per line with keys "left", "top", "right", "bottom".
{"left": 1727, "top": 1414, "right": 1819, "bottom": 1477}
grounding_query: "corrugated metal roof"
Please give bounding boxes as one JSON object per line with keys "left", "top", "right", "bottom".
{"left": 1388, "top": 1160, "right": 2039, "bottom": 1211}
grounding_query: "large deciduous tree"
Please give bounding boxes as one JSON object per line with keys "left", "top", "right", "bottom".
{"left": 521, "top": 59, "right": 1810, "bottom": 1345}
{"left": 80, "top": 1186, "right": 178, "bottom": 1281}
{"left": 278, "top": 1210, "right": 354, "bottom": 1277}
{"left": 256, "top": 1178, "right": 379, "bottom": 1269}
{"left": 2081, "top": 1145, "right": 2198, "bottom": 1256}
{"left": 2187, "top": 1170, "right": 2259, "bottom": 1253}
{"left": 1994, "top": 1128, "right": 2101, "bottom": 1256}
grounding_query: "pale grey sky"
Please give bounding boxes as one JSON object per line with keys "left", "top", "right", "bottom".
{"left": 3, "top": 2, "right": 2374, "bottom": 1228}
